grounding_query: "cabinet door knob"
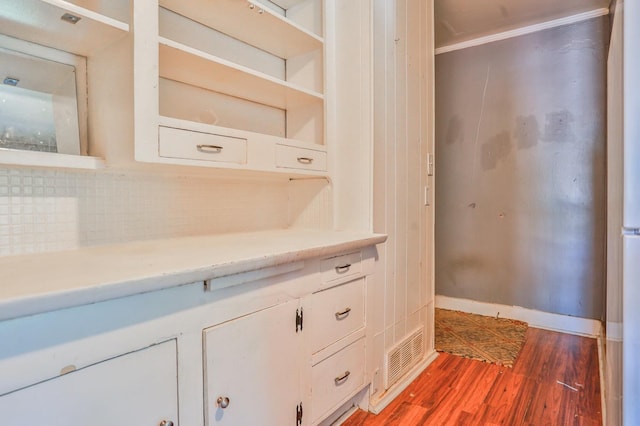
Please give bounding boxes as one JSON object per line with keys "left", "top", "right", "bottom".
{"left": 335, "top": 307, "right": 351, "bottom": 319}
{"left": 217, "top": 396, "right": 231, "bottom": 409}
{"left": 159, "top": 421, "right": 174, "bottom": 426}
{"left": 334, "top": 371, "right": 351, "bottom": 385}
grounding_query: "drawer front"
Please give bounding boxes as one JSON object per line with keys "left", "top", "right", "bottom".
{"left": 159, "top": 126, "right": 247, "bottom": 164}
{"left": 275, "top": 144, "right": 326, "bottom": 171}
{"left": 321, "top": 251, "right": 362, "bottom": 283}
{"left": 311, "top": 338, "right": 366, "bottom": 423}
{"left": 310, "top": 278, "right": 365, "bottom": 353}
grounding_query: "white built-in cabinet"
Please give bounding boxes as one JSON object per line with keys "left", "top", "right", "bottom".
{"left": 0, "top": 247, "right": 377, "bottom": 425}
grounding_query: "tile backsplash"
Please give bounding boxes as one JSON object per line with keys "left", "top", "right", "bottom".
{"left": 0, "top": 166, "right": 290, "bottom": 257}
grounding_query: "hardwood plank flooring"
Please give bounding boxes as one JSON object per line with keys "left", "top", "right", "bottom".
{"left": 343, "top": 328, "right": 602, "bottom": 425}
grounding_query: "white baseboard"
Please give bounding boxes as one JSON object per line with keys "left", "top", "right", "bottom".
{"left": 368, "top": 350, "right": 439, "bottom": 415}
{"left": 435, "top": 295, "right": 602, "bottom": 337}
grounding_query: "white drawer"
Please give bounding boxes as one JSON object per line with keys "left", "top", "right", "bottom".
{"left": 159, "top": 126, "right": 247, "bottom": 164}
{"left": 311, "top": 338, "right": 366, "bottom": 423}
{"left": 321, "top": 251, "right": 362, "bottom": 283}
{"left": 275, "top": 144, "right": 326, "bottom": 171}
{"left": 310, "top": 278, "right": 365, "bottom": 353}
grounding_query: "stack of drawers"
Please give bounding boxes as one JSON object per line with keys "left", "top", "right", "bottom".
{"left": 310, "top": 251, "right": 367, "bottom": 424}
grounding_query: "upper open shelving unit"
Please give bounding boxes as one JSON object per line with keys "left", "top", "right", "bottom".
{"left": 133, "top": 0, "right": 327, "bottom": 176}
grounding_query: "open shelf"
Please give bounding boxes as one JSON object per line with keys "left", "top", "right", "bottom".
{"left": 64, "top": 0, "right": 130, "bottom": 24}
{"left": 159, "top": 38, "right": 324, "bottom": 110}
{"left": 0, "top": 0, "right": 129, "bottom": 56}
{"left": 159, "top": 0, "right": 322, "bottom": 59}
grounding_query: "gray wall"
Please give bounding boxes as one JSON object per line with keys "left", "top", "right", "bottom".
{"left": 435, "top": 17, "right": 608, "bottom": 319}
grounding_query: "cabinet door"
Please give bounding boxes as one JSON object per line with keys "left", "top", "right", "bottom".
{"left": 204, "top": 299, "right": 302, "bottom": 426}
{"left": 0, "top": 340, "right": 178, "bottom": 426}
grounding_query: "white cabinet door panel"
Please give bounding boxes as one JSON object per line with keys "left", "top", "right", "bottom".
{"left": 203, "top": 299, "right": 302, "bottom": 426}
{"left": 0, "top": 340, "right": 178, "bottom": 426}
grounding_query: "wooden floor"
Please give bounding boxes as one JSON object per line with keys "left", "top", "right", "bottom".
{"left": 343, "top": 328, "right": 602, "bottom": 425}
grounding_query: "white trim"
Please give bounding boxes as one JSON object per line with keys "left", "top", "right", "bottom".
{"left": 0, "top": 149, "right": 105, "bottom": 170}
{"left": 435, "top": 8, "right": 610, "bottom": 55}
{"left": 435, "top": 295, "right": 603, "bottom": 337}
{"left": 368, "top": 350, "right": 439, "bottom": 414}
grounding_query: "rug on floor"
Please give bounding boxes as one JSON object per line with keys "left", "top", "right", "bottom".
{"left": 435, "top": 308, "right": 528, "bottom": 367}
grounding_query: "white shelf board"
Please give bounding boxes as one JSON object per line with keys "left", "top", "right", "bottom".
{"left": 0, "top": 0, "right": 129, "bottom": 57}
{"left": 66, "top": 0, "right": 131, "bottom": 25}
{"left": 159, "top": 38, "right": 324, "bottom": 110}
{"left": 159, "top": 0, "right": 322, "bottom": 59}
{"left": 0, "top": 148, "right": 105, "bottom": 170}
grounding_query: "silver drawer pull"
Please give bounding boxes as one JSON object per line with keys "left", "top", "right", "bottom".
{"left": 335, "top": 264, "right": 351, "bottom": 273}
{"left": 297, "top": 157, "right": 314, "bottom": 164}
{"left": 217, "top": 396, "right": 230, "bottom": 409}
{"left": 159, "top": 421, "right": 174, "bottom": 426}
{"left": 335, "top": 308, "right": 351, "bottom": 319}
{"left": 197, "top": 144, "right": 223, "bottom": 153}
{"left": 334, "top": 371, "right": 351, "bottom": 384}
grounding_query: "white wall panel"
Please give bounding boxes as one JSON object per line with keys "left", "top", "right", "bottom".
{"left": 330, "top": 0, "right": 373, "bottom": 232}
{"left": 372, "top": 0, "right": 435, "bottom": 394}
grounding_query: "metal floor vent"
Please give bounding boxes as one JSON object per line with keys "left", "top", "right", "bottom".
{"left": 384, "top": 327, "right": 424, "bottom": 389}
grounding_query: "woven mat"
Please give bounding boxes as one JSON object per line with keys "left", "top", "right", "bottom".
{"left": 435, "top": 308, "right": 528, "bottom": 368}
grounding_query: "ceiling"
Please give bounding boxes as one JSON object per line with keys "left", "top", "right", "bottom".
{"left": 435, "top": 0, "right": 611, "bottom": 48}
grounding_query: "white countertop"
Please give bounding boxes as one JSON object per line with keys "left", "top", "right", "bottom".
{"left": 0, "top": 229, "right": 387, "bottom": 322}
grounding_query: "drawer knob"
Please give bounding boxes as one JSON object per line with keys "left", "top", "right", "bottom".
{"left": 217, "top": 396, "right": 230, "bottom": 409}
{"left": 297, "top": 157, "right": 314, "bottom": 164}
{"left": 159, "top": 421, "right": 174, "bottom": 426}
{"left": 335, "top": 371, "right": 351, "bottom": 385}
{"left": 335, "top": 308, "right": 351, "bottom": 319}
{"left": 197, "top": 144, "right": 223, "bottom": 153}
{"left": 335, "top": 264, "right": 351, "bottom": 273}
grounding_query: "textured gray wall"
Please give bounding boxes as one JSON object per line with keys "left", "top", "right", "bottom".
{"left": 435, "top": 18, "right": 608, "bottom": 319}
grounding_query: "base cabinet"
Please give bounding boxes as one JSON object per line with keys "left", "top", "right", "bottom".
{"left": 0, "top": 246, "right": 378, "bottom": 426}
{"left": 0, "top": 340, "right": 178, "bottom": 426}
{"left": 203, "top": 299, "right": 303, "bottom": 425}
